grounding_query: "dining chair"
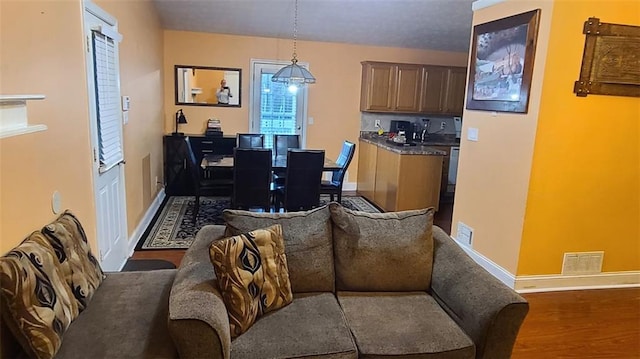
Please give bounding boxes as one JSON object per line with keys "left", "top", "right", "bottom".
{"left": 274, "top": 149, "right": 325, "bottom": 212}
{"left": 272, "top": 134, "right": 301, "bottom": 185}
{"left": 184, "top": 137, "right": 232, "bottom": 222}
{"left": 232, "top": 147, "right": 273, "bottom": 212}
{"left": 320, "top": 140, "right": 356, "bottom": 203}
{"left": 236, "top": 133, "right": 265, "bottom": 148}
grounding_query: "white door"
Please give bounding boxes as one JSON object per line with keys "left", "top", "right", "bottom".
{"left": 84, "top": 2, "right": 128, "bottom": 271}
{"left": 250, "top": 60, "right": 309, "bottom": 148}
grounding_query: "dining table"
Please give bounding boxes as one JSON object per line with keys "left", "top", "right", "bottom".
{"left": 201, "top": 154, "right": 342, "bottom": 171}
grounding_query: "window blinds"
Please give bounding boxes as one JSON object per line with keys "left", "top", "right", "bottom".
{"left": 92, "top": 29, "right": 122, "bottom": 173}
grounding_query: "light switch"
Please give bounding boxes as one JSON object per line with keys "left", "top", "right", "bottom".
{"left": 122, "top": 111, "right": 129, "bottom": 124}
{"left": 467, "top": 127, "right": 479, "bottom": 141}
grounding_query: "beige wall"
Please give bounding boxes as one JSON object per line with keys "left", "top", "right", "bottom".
{"left": 0, "top": 0, "right": 164, "bottom": 257}
{"left": 163, "top": 31, "right": 468, "bottom": 174}
{"left": 451, "top": 0, "right": 555, "bottom": 274}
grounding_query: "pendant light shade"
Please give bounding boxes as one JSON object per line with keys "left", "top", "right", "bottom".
{"left": 271, "top": 0, "right": 316, "bottom": 85}
{"left": 271, "top": 58, "right": 316, "bottom": 85}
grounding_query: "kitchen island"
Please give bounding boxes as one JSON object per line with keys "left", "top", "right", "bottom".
{"left": 358, "top": 133, "right": 446, "bottom": 212}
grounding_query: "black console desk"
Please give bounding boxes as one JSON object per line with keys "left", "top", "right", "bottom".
{"left": 163, "top": 134, "right": 236, "bottom": 196}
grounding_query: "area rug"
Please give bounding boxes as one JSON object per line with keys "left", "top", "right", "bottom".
{"left": 137, "top": 195, "right": 381, "bottom": 250}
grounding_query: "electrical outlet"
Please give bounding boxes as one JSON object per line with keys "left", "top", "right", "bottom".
{"left": 440, "top": 121, "right": 446, "bottom": 130}
{"left": 374, "top": 119, "right": 381, "bottom": 128}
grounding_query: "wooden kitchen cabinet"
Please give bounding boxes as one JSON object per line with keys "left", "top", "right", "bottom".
{"left": 420, "top": 66, "right": 467, "bottom": 115}
{"left": 357, "top": 140, "right": 442, "bottom": 212}
{"left": 361, "top": 61, "right": 466, "bottom": 116}
{"left": 360, "top": 62, "right": 422, "bottom": 113}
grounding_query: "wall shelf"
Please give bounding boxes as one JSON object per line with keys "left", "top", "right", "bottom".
{"left": 0, "top": 94, "right": 47, "bottom": 139}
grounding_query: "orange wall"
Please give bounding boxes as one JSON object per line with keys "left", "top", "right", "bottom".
{"left": 1, "top": 0, "right": 164, "bottom": 256}
{"left": 0, "top": 0, "right": 95, "bottom": 254}
{"left": 163, "top": 31, "right": 468, "bottom": 174}
{"left": 451, "top": 0, "right": 555, "bottom": 273}
{"left": 518, "top": 0, "right": 640, "bottom": 275}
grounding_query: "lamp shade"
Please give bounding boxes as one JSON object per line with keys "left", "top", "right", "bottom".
{"left": 177, "top": 109, "right": 187, "bottom": 124}
{"left": 271, "top": 59, "right": 316, "bottom": 85}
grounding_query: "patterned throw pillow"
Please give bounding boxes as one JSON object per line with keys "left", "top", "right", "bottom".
{"left": 0, "top": 231, "right": 80, "bottom": 359}
{"left": 209, "top": 224, "right": 293, "bottom": 338}
{"left": 42, "top": 211, "right": 105, "bottom": 311}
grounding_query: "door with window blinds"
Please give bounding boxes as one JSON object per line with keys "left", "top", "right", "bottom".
{"left": 84, "top": 3, "right": 128, "bottom": 271}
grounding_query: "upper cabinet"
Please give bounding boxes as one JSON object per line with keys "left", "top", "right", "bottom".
{"left": 360, "top": 61, "right": 467, "bottom": 116}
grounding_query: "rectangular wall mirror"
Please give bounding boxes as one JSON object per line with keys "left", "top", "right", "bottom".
{"left": 175, "top": 65, "right": 242, "bottom": 107}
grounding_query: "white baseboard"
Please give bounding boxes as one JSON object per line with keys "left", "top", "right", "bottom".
{"left": 343, "top": 181, "right": 357, "bottom": 191}
{"left": 451, "top": 236, "right": 516, "bottom": 288}
{"left": 127, "top": 189, "right": 166, "bottom": 255}
{"left": 450, "top": 235, "right": 640, "bottom": 293}
{"left": 515, "top": 272, "right": 640, "bottom": 293}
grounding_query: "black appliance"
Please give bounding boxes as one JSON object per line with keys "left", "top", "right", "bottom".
{"left": 389, "top": 120, "right": 413, "bottom": 140}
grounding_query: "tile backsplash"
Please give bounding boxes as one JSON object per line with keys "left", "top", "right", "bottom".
{"left": 361, "top": 112, "right": 457, "bottom": 135}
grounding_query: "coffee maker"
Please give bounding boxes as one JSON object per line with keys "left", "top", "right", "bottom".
{"left": 389, "top": 120, "right": 413, "bottom": 141}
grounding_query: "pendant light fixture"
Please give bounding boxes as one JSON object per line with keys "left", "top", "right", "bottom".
{"left": 271, "top": 0, "right": 316, "bottom": 87}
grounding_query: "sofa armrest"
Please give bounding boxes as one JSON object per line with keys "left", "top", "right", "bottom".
{"left": 168, "top": 225, "right": 231, "bottom": 359}
{"left": 430, "top": 226, "right": 529, "bottom": 359}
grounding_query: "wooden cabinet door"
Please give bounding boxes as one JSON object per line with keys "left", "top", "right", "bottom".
{"left": 420, "top": 66, "right": 447, "bottom": 113}
{"left": 432, "top": 146, "right": 450, "bottom": 194}
{"left": 394, "top": 65, "right": 422, "bottom": 112}
{"left": 443, "top": 67, "right": 467, "bottom": 115}
{"left": 361, "top": 63, "right": 395, "bottom": 111}
{"left": 374, "top": 148, "right": 400, "bottom": 212}
{"left": 356, "top": 141, "right": 377, "bottom": 200}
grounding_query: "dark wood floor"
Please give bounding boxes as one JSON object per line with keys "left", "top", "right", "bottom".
{"left": 131, "top": 195, "right": 640, "bottom": 358}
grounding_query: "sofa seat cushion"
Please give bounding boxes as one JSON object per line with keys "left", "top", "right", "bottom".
{"left": 330, "top": 203, "right": 435, "bottom": 291}
{"left": 55, "top": 269, "right": 177, "bottom": 359}
{"left": 337, "top": 292, "right": 475, "bottom": 359}
{"left": 231, "top": 292, "right": 357, "bottom": 359}
{"left": 223, "top": 205, "right": 334, "bottom": 293}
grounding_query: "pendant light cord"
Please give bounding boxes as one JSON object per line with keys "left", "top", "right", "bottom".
{"left": 292, "top": 0, "right": 298, "bottom": 63}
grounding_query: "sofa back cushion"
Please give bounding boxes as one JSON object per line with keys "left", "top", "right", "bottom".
{"left": 329, "top": 203, "right": 434, "bottom": 291}
{"left": 223, "top": 205, "right": 334, "bottom": 293}
{"left": 42, "top": 211, "right": 105, "bottom": 311}
{"left": 0, "top": 231, "right": 80, "bottom": 359}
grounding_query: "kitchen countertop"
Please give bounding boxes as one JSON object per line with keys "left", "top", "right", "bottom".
{"left": 359, "top": 133, "right": 449, "bottom": 156}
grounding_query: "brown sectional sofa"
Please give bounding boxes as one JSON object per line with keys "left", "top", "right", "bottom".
{"left": 169, "top": 203, "right": 529, "bottom": 359}
{"left": 0, "top": 212, "right": 177, "bottom": 359}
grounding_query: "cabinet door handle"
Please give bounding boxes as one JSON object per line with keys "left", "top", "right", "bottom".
{"left": 183, "top": 159, "right": 187, "bottom": 169}
{"left": 202, "top": 141, "right": 213, "bottom": 145}
{"left": 202, "top": 149, "right": 213, "bottom": 153}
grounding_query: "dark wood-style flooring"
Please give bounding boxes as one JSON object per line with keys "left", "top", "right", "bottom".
{"left": 131, "top": 195, "right": 640, "bottom": 358}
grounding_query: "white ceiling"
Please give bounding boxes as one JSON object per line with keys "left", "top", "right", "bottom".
{"left": 152, "top": 0, "right": 475, "bottom": 53}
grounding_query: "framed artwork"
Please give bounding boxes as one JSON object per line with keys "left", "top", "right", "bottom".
{"left": 466, "top": 9, "right": 541, "bottom": 113}
{"left": 573, "top": 17, "right": 640, "bottom": 98}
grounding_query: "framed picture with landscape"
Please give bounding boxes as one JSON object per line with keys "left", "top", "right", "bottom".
{"left": 466, "top": 9, "right": 541, "bottom": 113}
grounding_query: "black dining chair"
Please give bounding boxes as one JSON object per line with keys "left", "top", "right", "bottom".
{"left": 184, "top": 137, "right": 232, "bottom": 222}
{"left": 272, "top": 134, "right": 301, "bottom": 185}
{"left": 274, "top": 149, "right": 325, "bottom": 212}
{"left": 236, "top": 133, "right": 265, "bottom": 148}
{"left": 320, "top": 141, "right": 356, "bottom": 203}
{"left": 232, "top": 147, "right": 273, "bottom": 212}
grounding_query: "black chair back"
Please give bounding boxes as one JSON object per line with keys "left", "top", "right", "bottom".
{"left": 232, "top": 148, "right": 273, "bottom": 211}
{"left": 283, "top": 149, "right": 325, "bottom": 211}
{"left": 184, "top": 137, "right": 201, "bottom": 189}
{"left": 274, "top": 134, "right": 300, "bottom": 158}
{"left": 331, "top": 141, "right": 356, "bottom": 185}
{"left": 237, "top": 133, "right": 265, "bottom": 148}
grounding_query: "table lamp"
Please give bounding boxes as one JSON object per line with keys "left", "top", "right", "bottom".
{"left": 174, "top": 109, "right": 187, "bottom": 136}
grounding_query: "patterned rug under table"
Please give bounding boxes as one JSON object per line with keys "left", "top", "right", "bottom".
{"left": 137, "top": 195, "right": 381, "bottom": 250}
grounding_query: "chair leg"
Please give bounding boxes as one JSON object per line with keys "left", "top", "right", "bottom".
{"left": 337, "top": 191, "right": 342, "bottom": 203}
{"left": 330, "top": 193, "right": 335, "bottom": 202}
{"left": 193, "top": 195, "right": 200, "bottom": 222}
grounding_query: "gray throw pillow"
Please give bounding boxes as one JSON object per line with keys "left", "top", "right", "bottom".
{"left": 329, "top": 202, "right": 434, "bottom": 291}
{"left": 223, "top": 205, "right": 334, "bottom": 293}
